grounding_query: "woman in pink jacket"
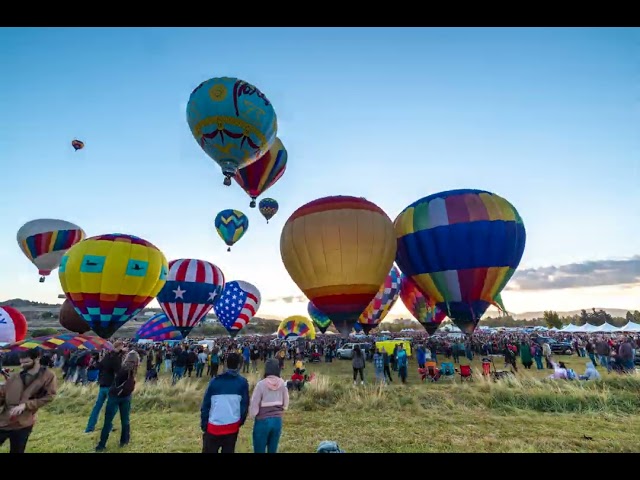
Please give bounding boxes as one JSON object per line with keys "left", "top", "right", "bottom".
{"left": 250, "top": 358, "right": 289, "bottom": 453}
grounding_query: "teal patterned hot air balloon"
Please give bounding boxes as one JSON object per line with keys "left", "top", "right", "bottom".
{"left": 308, "top": 301, "right": 331, "bottom": 334}
{"left": 258, "top": 198, "right": 279, "bottom": 223}
{"left": 214, "top": 209, "right": 249, "bottom": 252}
{"left": 186, "top": 77, "right": 278, "bottom": 186}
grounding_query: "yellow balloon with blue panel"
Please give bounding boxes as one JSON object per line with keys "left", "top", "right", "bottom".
{"left": 186, "top": 76, "right": 278, "bottom": 186}
{"left": 58, "top": 233, "right": 168, "bottom": 339}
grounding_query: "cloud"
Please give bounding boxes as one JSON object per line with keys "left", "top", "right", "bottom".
{"left": 508, "top": 256, "right": 640, "bottom": 291}
{"left": 265, "top": 295, "right": 307, "bottom": 304}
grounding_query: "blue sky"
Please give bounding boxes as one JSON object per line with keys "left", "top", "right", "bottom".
{"left": 1, "top": 27, "right": 638, "bottom": 318}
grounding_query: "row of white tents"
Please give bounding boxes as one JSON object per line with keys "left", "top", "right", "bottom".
{"left": 549, "top": 321, "right": 640, "bottom": 334}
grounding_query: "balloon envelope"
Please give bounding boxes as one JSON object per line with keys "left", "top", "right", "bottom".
{"left": 399, "top": 274, "right": 446, "bottom": 335}
{"left": 157, "top": 259, "right": 225, "bottom": 337}
{"left": 17, "top": 219, "right": 85, "bottom": 282}
{"left": 135, "top": 313, "right": 183, "bottom": 342}
{"left": 277, "top": 315, "right": 316, "bottom": 340}
{"left": 307, "top": 302, "right": 331, "bottom": 334}
{"left": 358, "top": 265, "right": 401, "bottom": 334}
{"left": 1, "top": 333, "right": 112, "bottom": 353}
{"left": 213, "top": 280, "right": 261, "bottom": 336}
{"left": 234, "top": 137, "right": 287, "bottom": 207}
{"left": 258, "top": 198, "right": 279, "bottom": 223}
{"left": 186, "top": 76, "right": 278, "bottom": 184}
{"left": 58, "top": 233, "right": 168, "bottom": 339}
{"left": 0, "top": 306, "right": 28, "bottom": 344}
{"left": 394, "top": 189, "right": 526, "bottom": 334}
{"left": 280, "top": 196, "right": 396, "bottom": 336}
{"left": 59, "top": 299, "right": 91, "bottom": 334}
{"left": 215, "top": 209, "right": 249, "bottom": 251}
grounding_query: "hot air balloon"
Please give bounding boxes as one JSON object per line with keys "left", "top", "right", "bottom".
{"left": 258, "top": 198, "right": 279, "bottom": 224}
{"left": 0, "top": 306, "right": 27, "bottom": 344}
{"left": 17, "top": 219, "right": 86, "bottom": 282}
{"left": 1, "top": 333, "right": 112, "bottom": 353}
{"left": 358, "top": 265, "right": 401, "bottom": 334}
{"left": 186, "top": 76, "right": 278, "bottom": 186}
{"left": 71, "top": 139, "right": 84, "bottom": 151}
{"left": 58, "top": 233, "right": 168, "bottom": 339}
{"left": 277, "top": 316, "right": 316, "bottom": 340}
{"left": 59, "top": 299, "right": 91, "bottom": 334}
{"left": 307, "top": 302, "right": 331, "bottom": 334}
{"left": 213, "top": 280, "right": 261, "bottom": 337}
{"left": 280, "top": 196, "right": 396, "bottom": 336}
{"left": 399, "top": 274, "right": 446, "bottom": 335}
{"left": 156, "top": 259, "right": 225, "bottom": 337}
{"left": 135, "top": 313, "right": 183, "bottom": 342}
{"left": 215, "top": 209, "right": 249, "bottom": 251}
{"left": 353, "top": 322, "right": 363, "bottom": 334}
{"left": 234, "top": 137, "right": 287, "bottom": 207}
{"left": 395, "top": 189, "right": 526, "bottom": 334}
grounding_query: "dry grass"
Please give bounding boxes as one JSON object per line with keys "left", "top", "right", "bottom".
{"left": 3, "top": 355, "right": 640, "bottom": 453}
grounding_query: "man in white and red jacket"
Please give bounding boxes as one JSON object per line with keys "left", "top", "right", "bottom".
{"left": 200, "top": 352, "right": 249, "bottom": 453}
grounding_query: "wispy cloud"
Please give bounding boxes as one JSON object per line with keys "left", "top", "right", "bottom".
{"left": 265, "top": 295, "right": 307, "bottom": 304}
{"left": 508, "top": 256, "right": 640, "bottom": 290}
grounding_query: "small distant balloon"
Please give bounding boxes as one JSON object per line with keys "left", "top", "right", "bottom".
{"left": 234, "top": 137, "right": 287, "bottom": 207}
{"left": 71, "top": 139, "right": 84, "bottom": 151}
{"left": 214, "top": 209, "right": 249, "bottom": 252}
{"left": 258, "top": 198, "right": 279, "bottom": 223}
{"left": 17, "top": 219, "right": 86, "bottom": 283}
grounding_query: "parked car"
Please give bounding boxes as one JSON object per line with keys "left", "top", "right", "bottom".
{"left": 533, "top": 336, "right": 574, "bottom": 355}
{"left": 336, "top": 343, "right": 370, "bottom": 360}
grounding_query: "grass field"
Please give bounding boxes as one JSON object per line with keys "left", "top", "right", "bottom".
{"left": 3, "top": 354, "right": 640, "bottom": 453}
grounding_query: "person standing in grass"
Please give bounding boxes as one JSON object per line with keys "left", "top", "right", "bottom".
{"left": 200, "top": 353, "right": 249, "bottom": 453}
{"left": 520, "top": 340, "right": 533, "bottom": 369}
{"left": 95, "top": 345, "right": 137, "bottom": 452}
{"left": 382, "top": 349, "right": 393, "bottom": 383}
{"left": 0, "top": 349, "right": 57, "bottom": 453}
{"left": 373, "top": 348, "right": 385, "bottom": 384}
{"left": 196, "top": 349, "right": 207, "bottom": 378}
{"left": 86, "top": 341, "right": 125, "bottom": 433}
{"left": 352, "top": 345, "right": 366, "bottom": 385}
{"left": 396, "top": 344, "right": 408, "bottom": 384}
{"left": 250, "top": 358, "right": 289, "bottom": 453}
{"left": 209, "top": 347, "right": 220, "bottom": 378}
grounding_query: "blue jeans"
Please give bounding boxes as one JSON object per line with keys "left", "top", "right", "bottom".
{"left": 252, "top": 417, "right": 282, "bottom": 453}
{"left": 173, "top": 366, "right": 185, "bottom": 384}
{"left": 598, "top": 355, "right": 608, "bottom": 369}
{"left": 98, "top": 395, "right": 131, "bottom": 447}
{"left": 86, "top": 386, "right": 110, "bottom": 432}
{"left": 375, "top": 368, "right": 385, "bottom": 382}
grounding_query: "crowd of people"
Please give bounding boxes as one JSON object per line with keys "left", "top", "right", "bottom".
{"left": 0, "top": 327, "right": 638, "bottom": 454}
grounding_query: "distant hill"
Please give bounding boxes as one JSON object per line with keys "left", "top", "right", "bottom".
{"left": 0, "top": 298, "right": 61, "bottom": 309}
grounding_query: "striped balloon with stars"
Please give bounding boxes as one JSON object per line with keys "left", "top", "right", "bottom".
{"left": 157, "top": 259, "right": 225, "bottom": 337}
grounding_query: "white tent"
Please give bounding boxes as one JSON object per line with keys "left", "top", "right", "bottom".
{"left": 621, "top": 321, "right": 640, "bottom": 333}
{"left": 593, "top": 322, "right": 621, "bottom": 333}
{"left": 573, "top": 323, "right": 598, "bottom": 333}
{"left": 562, "top": 324, "right": 580, "bottom": 332}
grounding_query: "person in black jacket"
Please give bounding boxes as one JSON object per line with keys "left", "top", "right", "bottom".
{"left": 95, "top": 345, "right": 137, "bottom": 451}
{"left": 172, "top": 346, "right": 189, "bottom": 385}
{"left": 85, "top": 341, "right": 125, "bottom": 433}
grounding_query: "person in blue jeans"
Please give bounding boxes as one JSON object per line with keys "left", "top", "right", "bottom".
{"left": 85, "top": 342, "right": 125, "bottom": 433}
{"left": 95, "top": 362, "right": 136, "bottom": 451}
{"left": 249, "top": 359, "right": 289, "bottom": 453}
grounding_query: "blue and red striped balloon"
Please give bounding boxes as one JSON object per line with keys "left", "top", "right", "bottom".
{"left": 157, "top": 259, "right": 225, "bottom": 337}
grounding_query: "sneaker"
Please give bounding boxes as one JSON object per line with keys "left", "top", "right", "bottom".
{"left": 119, "top": 442, "right": 129, "bottom": 448}
{"left": 361, "top": 381, "right": 364, "bottom": 385}
{"left": 95, "top": 445, "right": 106, "bottom": 452}
{"left": 353, "top": 380, "right": 357, "bottom": 386}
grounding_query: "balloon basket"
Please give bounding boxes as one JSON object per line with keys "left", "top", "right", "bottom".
{"left": 39, "top": 276, "right": 45, "bottom": 283}
{"left": 223, "top": 176, "right": 232, "bottom": 186}
{"left": 250, "top": 200, "right": 256, "bottom": 208}
{"left": 227, "top": 247, "right": 231, "bottom": 252}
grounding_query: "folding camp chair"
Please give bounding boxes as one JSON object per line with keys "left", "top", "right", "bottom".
{"left": 457, "top": 364, "right": 473, "bottom": 382}
{"left": 419, "top": 361, "right": 439, "bottom": 382}
{"left": 439, "top": 362, "right": 455, "bottom": 381}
